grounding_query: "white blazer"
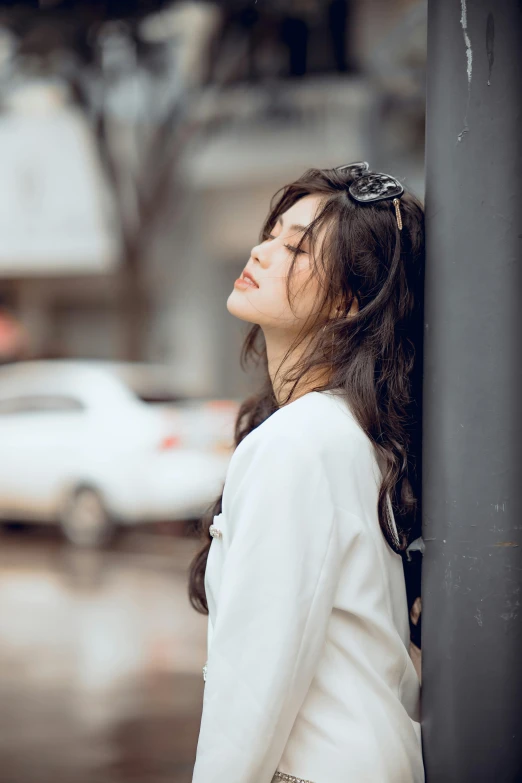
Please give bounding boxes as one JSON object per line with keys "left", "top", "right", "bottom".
{"left": 192, "top": 389, "right": 424, "bottom": 783}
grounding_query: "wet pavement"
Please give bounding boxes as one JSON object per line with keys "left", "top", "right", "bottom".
{"left": 0, "top": 524, "right": 208, "bottom": 783}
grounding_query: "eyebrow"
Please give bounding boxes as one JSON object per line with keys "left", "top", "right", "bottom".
{"left": 277, "top": 215, "right": 309, "bottom": 235}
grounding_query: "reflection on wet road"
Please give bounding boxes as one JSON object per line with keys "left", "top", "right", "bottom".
{"left": 0, "top": 526, "right": 207, "bottom": 783}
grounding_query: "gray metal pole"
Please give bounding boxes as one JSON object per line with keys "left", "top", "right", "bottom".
{"left": 423, "top": 1, "right": 522, "bottom": 780}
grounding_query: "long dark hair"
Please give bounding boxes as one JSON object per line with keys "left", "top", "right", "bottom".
{"left": 188, "top": 166, "right": 425, "bottom": 615}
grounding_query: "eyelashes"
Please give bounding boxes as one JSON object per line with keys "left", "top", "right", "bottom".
{"left": 266, "top": 234, "right": 308, "bottom": 255}
{"left": 284, "top": 244, "right": 306, "bottom": 255}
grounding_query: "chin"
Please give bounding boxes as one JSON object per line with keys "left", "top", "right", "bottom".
{"left": 226, "top": 289, "right": 261, "bottom": 324}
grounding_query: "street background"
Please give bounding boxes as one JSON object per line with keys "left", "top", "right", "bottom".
{"left": 0, "top": 1, "right": 426, "bottom": 781}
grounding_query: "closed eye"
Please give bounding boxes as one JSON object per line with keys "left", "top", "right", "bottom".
{"left": 284, "top": 244, "right": 307, "bottom": 255}
{"left": 265, "top": 234, "right": 308, "bottom": 255}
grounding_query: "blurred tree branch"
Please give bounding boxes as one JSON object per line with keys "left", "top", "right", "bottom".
{"left": 0, "top": 1, "right": 227, "bottom": 359}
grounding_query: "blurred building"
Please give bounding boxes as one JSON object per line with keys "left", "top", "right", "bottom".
{"left": 0, "top": 0, "right": 426, "bottom": 399}
{"left": 158, "top": 75, "right": 372, "bottom": 397}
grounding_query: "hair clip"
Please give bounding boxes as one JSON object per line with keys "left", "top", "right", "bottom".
{"left": 393, "top": 198, "right": 403, "bottom": 231}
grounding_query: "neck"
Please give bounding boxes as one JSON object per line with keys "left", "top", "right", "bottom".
{"left": 262, "top": 326, "right": 329, "bottom": 406}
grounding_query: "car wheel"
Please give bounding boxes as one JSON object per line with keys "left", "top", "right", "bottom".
{"left": 60, "top": 486, "right": 114, "bottom": 548}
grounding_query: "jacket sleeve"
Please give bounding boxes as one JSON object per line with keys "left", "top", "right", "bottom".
{"left": 192, "top": 430, "right": 355, "bottom": 783}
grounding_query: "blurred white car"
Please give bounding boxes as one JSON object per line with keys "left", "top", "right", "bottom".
{"left": 0, "top": 360, "right": 239, "bottom": 546}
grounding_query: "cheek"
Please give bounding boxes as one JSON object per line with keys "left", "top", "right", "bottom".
{"left": 256, "top": 254, "right": 293, "bottom": 309}
{"left": 268, "top": 256, "right": 317, "bottom": 314}
{"left": 287, "top": 261, "right": 320, "bottom": 316}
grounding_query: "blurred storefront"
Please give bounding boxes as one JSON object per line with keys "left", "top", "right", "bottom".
{"left": 0, "top": 79, "right": 122, "bottom": 360}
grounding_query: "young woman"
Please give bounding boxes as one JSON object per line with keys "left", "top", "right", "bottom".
{"left": 188, "top": 163, "right": 425, "bottom": 783}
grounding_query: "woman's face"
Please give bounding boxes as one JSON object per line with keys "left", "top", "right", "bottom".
{"left": 227, "top": 194, "right": 326, "bottom": 334}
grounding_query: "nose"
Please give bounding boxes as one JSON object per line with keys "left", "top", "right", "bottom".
{"left": 250, "top": 239, "right": 270, "bottom": 267}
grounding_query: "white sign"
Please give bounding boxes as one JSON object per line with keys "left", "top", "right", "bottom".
{"left": 0, "top": 81, "right": 120, "bottom": 277}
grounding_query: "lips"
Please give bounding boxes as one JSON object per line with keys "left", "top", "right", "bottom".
{"left": 241, "top": 270, "right": 259, "bottom": 287}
